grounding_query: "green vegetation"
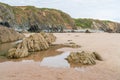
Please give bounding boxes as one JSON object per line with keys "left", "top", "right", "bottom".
{"left": 74, "top": 18, "right": 115, "bottom": 29}
{"left": 0, "top": 2, "right": 75, "bottom": 29}
{"left": 102, "top": 20, "right": 112, "bottom": 24}
{"left": 74, "top": 18, "right": 93, "bottom": 28}
{"left": 0, "top": 2, "right": 118, "bottom": 32}
{"left": 0, "top": 2, "right": 11, "bottom": 8}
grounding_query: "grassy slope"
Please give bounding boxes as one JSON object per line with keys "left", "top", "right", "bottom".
{"left": 0, "top": 2, "right": 119, "bottom": 32}
{"left": 74, "top": 18, "right": 93, "bottom": 28}
{"left": 74, "top": 18, "right": 113, "bottom": 29}
{"left": 0, "top": 2, "right": 75, "bottom": 29}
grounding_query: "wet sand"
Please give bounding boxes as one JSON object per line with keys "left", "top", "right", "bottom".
{"left": 0, "top": 33, "right": 120, "bottom": 80}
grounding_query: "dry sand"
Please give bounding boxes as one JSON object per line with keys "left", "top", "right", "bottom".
{"left": 0, "top": 33, "right": 120, "bottom": 80}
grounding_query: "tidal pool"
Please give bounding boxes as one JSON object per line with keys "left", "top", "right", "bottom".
{"left": 0, "top": 43, "right": 83, "bottom": 68}
{"left": 0, "top": 40, "right": 22, "bottom": 56}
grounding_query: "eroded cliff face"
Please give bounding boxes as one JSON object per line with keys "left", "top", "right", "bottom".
{"left": 92, "top": 20, "right": 120, "bottom": 33}
{"left": 1, "top": 2, "right": 120, "bottom": 33}
{"left": 0, "top": 3, "right": 16, "bottom": 27}
{"left": 74, "top": 19, "right": 120, "bottom": 33}
{"left": 0, "top": 2, "right": 75, "bottom": 32}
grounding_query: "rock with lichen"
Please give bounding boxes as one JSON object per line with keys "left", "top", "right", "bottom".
{"left": 27, "top": 33, "right": 50, "bottom": 52}
{"left": 41, "top": 32, "right": 56, "bottom": 44}
{"left": 7, "top": 33, "right": 56, "bottom": 58}
{"left": 7, "top": 44, "right": 29, "bottom": 58}
{"left": 66, "top": 51, "right": 103, "bottom": 65}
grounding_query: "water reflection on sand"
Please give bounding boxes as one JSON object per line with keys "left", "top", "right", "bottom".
{"left": 0, "top": 43, "right": 84, "bottom": 68}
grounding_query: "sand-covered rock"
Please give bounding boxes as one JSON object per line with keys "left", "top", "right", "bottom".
{"left": 0, "top": 26, "right": 24, "bottom": 43}
{"left": 7, "top": 33, "right": 56, "bottom": 58}
{"left": 66, "top": 51, "right": 103, "bottom": 65}
{"left": 67, "top": 42, "right": 81, "bottom": 48}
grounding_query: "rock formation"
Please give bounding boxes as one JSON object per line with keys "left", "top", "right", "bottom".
{"left": 0, "top": 26, "right": 24, "bottom": 43}
{"left": 66, "top": 51, "right": 103, "bottom": 65}
{"left": 0, "top": 2, "right": 75, "bottom": 32}
{"left": 1, "top": 2, "right": 120, "bottom": 33}
{"left": 0, "top": 3, "right": 15, "bottom": 28}
{"left": 85, "top": 29, "right": 91, "bottom": 33}
{"left": 74, "top": 18, "right": 120, "bottom": 33}
{"left": 7, "top": 33, "right": 56, "bottom": 58}
{"left": 40, "top": 32, "right": 56, "bottom": 44}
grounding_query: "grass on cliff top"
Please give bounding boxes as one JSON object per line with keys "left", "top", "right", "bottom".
{"left": 74, "top": 18, "right": 114, "bottom": 29}
{"left": 0, "top": 2, "right": 74, "bottom": 28}
{"left": 0, "top": 2, "right": 10, "bottom": 7}
{"left": 74, "top": 18, "right": 93, "bottom": 28}
{"left": 0, "top": 2, "right": 14, "bottom": 11}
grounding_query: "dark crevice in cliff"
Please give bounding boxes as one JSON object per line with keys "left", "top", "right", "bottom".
{"left": 0, "top": 22, "right": 10, "bottom": 27}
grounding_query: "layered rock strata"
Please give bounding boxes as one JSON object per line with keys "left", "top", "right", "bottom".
{"left": 7, "top": 33, "right": 56, "bottom": 58}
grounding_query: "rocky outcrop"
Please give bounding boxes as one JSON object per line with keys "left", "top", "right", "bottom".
{"left": 0, "top": 2, "right": 75, "bottom": 32}
{"left": 1, "top": 2, "right": 120, "bottom": 33}
{"left": 0, "top": 3, "right": 15, "bottom": 27}
{"left": 0, "top": 26, "right": 24, "bottom": 43}
{"left": 74, "top": 18, "right": 120, "bottom": 33}
{"left": 91, "top": 21, "right": 120, "bottom": 33}
{"left": 7, "top": 33, "right": 56, "bottom": 58}
{"left": 66, "top": 51, "right": 103, "bottom": 65}
{"left": 40, "top": 32, "right": 56, "bottom": 44}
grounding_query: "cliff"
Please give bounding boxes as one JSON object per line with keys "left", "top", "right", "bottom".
{"left": 0, "top": 2, "right": 75, "bottom": 32}
{"left": 74, "top": 18, "right": 120, "bottom": 33}
{"left": 1, "top": 2, "right": 120, "bottom": 33}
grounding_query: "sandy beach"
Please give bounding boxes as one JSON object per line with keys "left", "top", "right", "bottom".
{"left": 0, "top": 33, "right": 120, "bottom": 80}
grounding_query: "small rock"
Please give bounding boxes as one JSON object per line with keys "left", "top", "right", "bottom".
{"left": 66, "top": 51, "right": 102, "bottom": 65}
{"left": 85, "top": 30, "right": 91, "bottom": 33}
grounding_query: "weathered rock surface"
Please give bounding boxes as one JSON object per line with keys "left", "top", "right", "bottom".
{"left": 0, "top": 2, "right": 75, "bottom": 32}
{"left": 74, "top": 18, "right": 120, "bottom": 33}
{"left": 0, "top": 3, "right": 15, "bottom": 27}
{"left": 1, "top": 2, "right": 120, "bottom": 33}
{"left": 0, "top": 26, "right": 24, "bottom": 43}
{"left": 66, "top": 51, "right": 103, "bottom": 65}
{"left": 41, "top": 32, "right": 56, "bottom": 44}
{"left": 7, "top": 33, "right": 56, "bottom": 58}
{"left": 27, "top": 33, "right": 50, "bottom": 52}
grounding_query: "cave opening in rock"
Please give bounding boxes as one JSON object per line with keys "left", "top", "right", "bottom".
{"left": 28, "top": 24, "right": 41, "bottom": 32}
{"left": 0, "top": 22, "right": 10, "bottom": 27}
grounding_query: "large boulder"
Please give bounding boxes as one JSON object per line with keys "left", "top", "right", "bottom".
{"left": 0, "top": 26, "right": 24, "bottom": 43}
{"left": 7, "top": 33, "right": 56, "bottom": 58}
{"left": 66, "top": 51, "right": 103, "bottom": 65}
